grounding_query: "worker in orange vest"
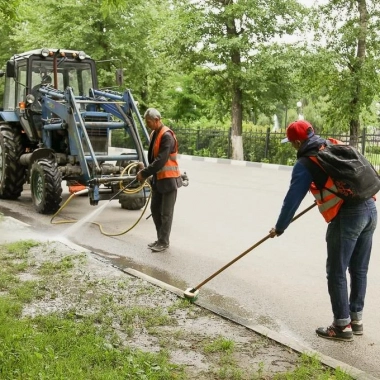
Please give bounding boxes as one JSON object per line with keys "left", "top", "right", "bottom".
{"left": 137, "top": 108, "right": 182, "bottom": 252}
{"left": 269, "top": 120, "right": 377, "bottom": 342}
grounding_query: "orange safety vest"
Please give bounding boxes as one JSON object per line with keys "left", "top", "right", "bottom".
{"left": 308, "top": 138, "right": 344, "bottom": 223}
{"left": 152, "top": 126, "right": 181, "bottom": 180}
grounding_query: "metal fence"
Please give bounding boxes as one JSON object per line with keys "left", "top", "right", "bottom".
{"left": 171, "top": 126, "right": 380, "bottom": 169}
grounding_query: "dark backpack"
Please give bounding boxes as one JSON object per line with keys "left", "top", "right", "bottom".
{"left": 300, "top": 141, "right": 380, "bottom": 203}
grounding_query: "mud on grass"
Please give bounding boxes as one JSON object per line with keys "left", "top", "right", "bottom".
{"left": 0, "top": 239, "right": 353, "bottom": 379}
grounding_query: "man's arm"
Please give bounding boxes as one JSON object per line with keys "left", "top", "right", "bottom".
{"left": 272, "top": 161, "right": 313, "bottom": 235}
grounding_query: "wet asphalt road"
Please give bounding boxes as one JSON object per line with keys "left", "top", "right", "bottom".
{"left": 1, "top": 155, "right": 379, "bottom": 378}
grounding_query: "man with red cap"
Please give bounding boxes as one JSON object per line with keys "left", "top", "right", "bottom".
{"left": 270, "top": 120, "right": 377, "bottom": 342}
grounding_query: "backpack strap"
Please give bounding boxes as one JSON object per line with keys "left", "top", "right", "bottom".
{"left": 299, "top": 154, "right": 346, "bottom": 200}
{"left": 298, "top": 156, "right": 328, "bottom": 190}
{"left": 298, "top": 140, "right": 332, "bottom": 190}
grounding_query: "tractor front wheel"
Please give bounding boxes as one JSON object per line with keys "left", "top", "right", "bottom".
{"left": 30, "top": 159, "right": 62, "bottom": 214}
{"left": 0, "top": 126, "right": 25, "bottom": 199}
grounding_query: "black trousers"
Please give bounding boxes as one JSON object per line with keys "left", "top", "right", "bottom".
{"left": 150, "top": 188, "right": 177, "bottom": 245}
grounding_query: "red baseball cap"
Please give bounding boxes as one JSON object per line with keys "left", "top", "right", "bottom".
{"left": 281, "top": 120, "right": 314, "bottom": 143}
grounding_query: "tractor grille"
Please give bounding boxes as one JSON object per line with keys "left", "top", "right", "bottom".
{"left": 84, "top": 115, "right": 109, "bottom": 123}
{"left": 82, "top": 115, "right": 109, "bottom": 154}
{"left": 87, "top": 128, "right": 107, "bottom": 137}
{"left": 84, "top": 115, "right": 109, "bottom": 137}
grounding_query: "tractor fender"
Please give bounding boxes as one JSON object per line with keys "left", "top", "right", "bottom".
{"left": 20, "top": 148, "right": 56, "bottom": 167}
{"left": 0, "top": 111, "right": 19, "bottom": 123}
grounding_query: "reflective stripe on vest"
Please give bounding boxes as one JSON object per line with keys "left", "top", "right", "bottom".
{"left": 309, "top": 155, "right": 344, "bottom": 222}
{"left": 152, "top": 126, "right": 181, "bottom": 180}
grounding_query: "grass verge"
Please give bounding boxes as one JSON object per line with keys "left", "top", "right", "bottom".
{"left": 0, "top": 239, "right": 354, "bottom": 379}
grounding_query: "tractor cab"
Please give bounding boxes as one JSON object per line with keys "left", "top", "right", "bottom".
{"left": 2, "top": 49, "right": 97, "bottom": 146}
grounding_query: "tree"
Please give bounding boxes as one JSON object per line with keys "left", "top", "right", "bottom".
{"left": 166, "top": 0, "right": 307, "bottom": 160}
{"left": 8, "top": 0, "right": 176, "bottom": 109}
{"left": 303, "top": 0, "right": 380, "bottom": 146}
{"left": 0, "top": 0, "right": 20, "bottom": 61}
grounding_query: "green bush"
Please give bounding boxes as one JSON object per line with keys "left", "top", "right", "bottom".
{"left": 366, "top": 145, "right": 380, "bottom": 154}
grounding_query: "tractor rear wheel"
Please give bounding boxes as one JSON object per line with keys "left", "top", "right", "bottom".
{"left": 0, "top": 126, "right": 25, "bottom": 199}
{"left": 30, "top": 159, "right": 62, "bottom": 214}
{"left": 119, "top": 191, "right": 147, "bottom": 210}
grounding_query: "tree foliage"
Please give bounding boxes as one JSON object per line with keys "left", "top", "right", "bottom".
{"left": 0, "top": 0, "right": 21, "bottom": 62}
{"left": 302, "top": 0, "right": 380, "bottom": 144}
{"left": 5, "top": 0, "right": 177, "bottom": 112}
{"left": 164, "top": 0, "right": 308, "bottom": 159}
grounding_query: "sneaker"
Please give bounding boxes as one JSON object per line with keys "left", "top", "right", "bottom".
{"left": 147, "top": 241, "right": 158, "bottom": 248}
{"left": 151, "top": 243, "right": 169, "bottom": 252}
{"left": 316, "top": 324, "right": 353, "bottom": 342}
{"left": 351, "top": 320, "right": 363, "bottom": 335}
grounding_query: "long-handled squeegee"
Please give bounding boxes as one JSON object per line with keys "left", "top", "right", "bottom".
{"left": 183, "top": 202, "right": 317, "bottom": 301}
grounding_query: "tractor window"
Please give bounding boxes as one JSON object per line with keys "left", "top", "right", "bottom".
{"left": 67, "top": 64, "right": 93, "bottom": 96}
{"left": 15, "top": 65, "right": 27, "bottom": 108}
{"left": 31, "top": 72, "right": 55, "bottom": 92}
{"left": 30, "top": 61, "right": 93, "bottom": 96}
{"left": 3, "top": 77, "right": 16, "bottom": 111}
{"left": 31, "top": 63, "right": 56, "bottom": 93}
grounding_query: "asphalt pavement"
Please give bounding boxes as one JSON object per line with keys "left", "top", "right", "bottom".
{"left": 0, "top": 152, "right": 379, "bottom": 379}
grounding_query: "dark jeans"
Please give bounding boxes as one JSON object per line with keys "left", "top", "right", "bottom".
{"left": 326, "top": 198, "right": 377, "bottom": 326}
{"left": 150, "top": 188, "right": 177, "bottom": 246}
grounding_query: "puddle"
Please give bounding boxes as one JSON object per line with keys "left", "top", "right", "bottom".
{"left": 0, "top": 216, "right": 47, "bottom": 243}
{"left": 0, "top": 206, "right": 35, "bottom": 227}
{"left": 79, "top": 246, "right": 273, "bottom": 328}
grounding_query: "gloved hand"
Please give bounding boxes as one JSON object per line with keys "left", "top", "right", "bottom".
{"left": 136, "top": 171, "right": 145, "bottom": 183}
{"left": 181, "top": 172, "right": 189, "bottom": 187}
{"left": 136, "top": 162, "right": 146, "bottom": 183}
{"left": 269, "top": 228, "right": 283, "bottom": 238}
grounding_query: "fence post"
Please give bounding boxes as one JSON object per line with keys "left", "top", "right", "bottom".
{"left": 228, "top": 127, "right": 232, "bottom": 158}
{"left": 361, "top": 128, "right": 366, "bottom": 155}
{"left": 265, "top": 127, "right": 270, "bottom": 159}
{"left": 196, "top": 127, "right": 200, "bottom": 151}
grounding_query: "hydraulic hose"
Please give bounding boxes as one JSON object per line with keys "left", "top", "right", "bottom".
{"left": 50, "top": 162, "right": 151, "bottom": 236}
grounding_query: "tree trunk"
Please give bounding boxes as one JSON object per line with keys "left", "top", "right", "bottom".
{"left": 349, "top": 0, "right": 368, "bottom": 147}
{"left": 349, "top": 119, "right": 360, "bottom": 147}
{"left": 223, "top": 1, "right": 244, "bottom": 160}
{"left": 231, "top": 86, "right": 244, "bottom": 160}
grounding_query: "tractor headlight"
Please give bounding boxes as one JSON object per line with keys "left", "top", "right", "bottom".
{"left": 26, "top": 94, "right": 35, "bottom": 104}
{"left": 73, "top": 51, "right": 86, "bottom": 60}
{"left": 41, "top": 48, "right": 50, "bottom": 57}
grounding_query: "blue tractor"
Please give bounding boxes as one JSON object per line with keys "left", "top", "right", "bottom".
{"left": 0, "top": 48, "right": 150, "bottom": 214}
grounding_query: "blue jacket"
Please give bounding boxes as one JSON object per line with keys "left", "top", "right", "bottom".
{"left": 275, "top": 135, "right": 326, "bottom": 233}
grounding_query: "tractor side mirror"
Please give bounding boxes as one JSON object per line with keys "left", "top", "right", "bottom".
{"left": 0, "top": 70, "right": 4, "bottom": 78}
{"left": 115, "top": 68, "right": 123, "bottom": 86}
{"left": 6, "top": 60, "right": 15, "bottom": 78}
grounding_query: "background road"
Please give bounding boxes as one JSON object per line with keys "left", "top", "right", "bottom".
{"left": 1, "top": 155, "right": 379, "bottom": 377}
